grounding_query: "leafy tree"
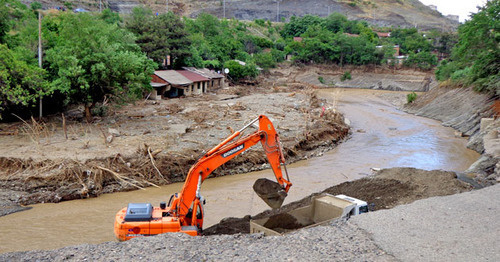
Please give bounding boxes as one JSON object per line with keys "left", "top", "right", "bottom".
{"left": 281, "top": 15, "right": 322, "bottom": 38}
{"left": 390, "top": 28, "right": 431, "bottom": 54}
{"left": 404, "top": 51, "right": 437, "bottom": 70}
{"left": 45, "top": 13, "right": 155, "bottom": 122}
{"left": 127, "top": 9, "right": 191, "bottom": 68}
{"left": 0, "top": 4, "right": 9, "bottom": 44}
{"left": 323, "top": 13, "right": 349, "bottom": 33}
{"left": 449, "top": 0, "right": 499, "bottom": 93}
{"left": 100, "top": 8, "right": 121, "bottom": 25}
{"left": 30, "top": 1, "right": 42, "bottom": 12}
{"left": 0, "top": 44, "right": 47, "bottom": 119}
{"left": 223, "top": 60, "right": 258, "bottom": 81}
{"left": 253, "top": 52, "right": 276, "bottom": 70}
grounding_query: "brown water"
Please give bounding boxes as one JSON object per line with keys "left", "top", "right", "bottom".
{"left": 0, "top": 89, "right": 480, "bottom": 253}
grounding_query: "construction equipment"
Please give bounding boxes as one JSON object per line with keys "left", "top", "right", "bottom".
{"left": 114, "top": 115, "right": 292, "bottom": 241}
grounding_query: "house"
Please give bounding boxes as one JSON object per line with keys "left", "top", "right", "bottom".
{"left": 344, "top": 33, "right": 359, "bottom": 37}
{"left": 428, "top": 5, "right": 438, "bottom": 11}
{"left": 150, "top": 69, "right": 223, "bottom": 99}
{"left": 151, "top": 70, "right": 193, "bottom": 98}
{"left": 176, "top": 70, "right": 210, "bottom": 95}
{"left": 375, "top": 31, "right": 391, "bottom": 38}
{"left": 293, "top": 37, "right": 303, "bottom": 42}
{"left": 183, "top": 67, "right": 225, "bottom": 90}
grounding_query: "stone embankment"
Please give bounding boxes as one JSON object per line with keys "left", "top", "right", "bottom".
{"left": 405, "top": 86, "right": 499, "bottom": 185}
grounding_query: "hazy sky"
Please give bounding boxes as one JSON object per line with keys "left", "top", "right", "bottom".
{"left": 419, "top": 0, "right": 488, "bottom": 22}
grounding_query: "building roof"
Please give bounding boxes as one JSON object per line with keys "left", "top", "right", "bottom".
{"left": 176, "top": 70, "right": 210, "bottom": 82}
{"left": 344, "top": 33, "right": 359, "bottom": 37}
{"left": 183, "top": 67, "right": 225, "bottom": 79}
{"left": 154, "top": 70, "right": 192, "bottom": 86}
{"left": 375, "top": 32, "right": 391, "bottom": 38}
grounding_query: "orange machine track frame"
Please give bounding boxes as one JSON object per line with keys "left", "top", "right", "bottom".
{"left": 114, "top": 115, "right": 292, "bottom": 241}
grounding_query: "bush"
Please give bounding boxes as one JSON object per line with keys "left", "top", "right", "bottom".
{"left": 340, "top": 71, "right": 352, "bottom": 81}
{"left": 318, "top": 76, "right": 325, "bottom": 84}
{"left": 404, "top": 51, "right": 437, "bottom": 70}
{"left": 253, "top": 52, "right": 276, "bottom": 70}
{"left": 407, "top": 92, "right": 417, "bottom": 103}
{"left": 254, "top": 19, "right": 266, "bottom": 27}
{"left": 223, "top": 60, "right": 259, "bottom": 81}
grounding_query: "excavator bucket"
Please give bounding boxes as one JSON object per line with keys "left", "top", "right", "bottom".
{"left": 253, "top": 178, "right": 287, "bottom": 209}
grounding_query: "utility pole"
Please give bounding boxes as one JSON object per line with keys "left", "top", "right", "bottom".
{"left": 223, "top": 0, "right": 226, "bottom": 19}
{"left": 276, "top": 0, "right": 280, "bottom": 22}
{"left": 166, "top": 0, "right": 168, "bottom": 13}
{"left": 99, "top": 0, "right": 102, "bottom": 12}
{"left": 38, "top": 11, "right": 43, "bottom": 119}
{"left": 328, "top": 6, "right": 330, "bottom": 16}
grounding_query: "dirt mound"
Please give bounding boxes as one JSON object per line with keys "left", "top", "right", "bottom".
{"left": 203, "top": 167, "right": 472, "bottom": 235}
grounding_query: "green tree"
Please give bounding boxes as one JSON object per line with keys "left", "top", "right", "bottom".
{"left": 45, "top": 13, "right": 155, "bottom": 122}
{"left": 223, "top": 60, "right": 258, "bottom": 81}
{"left": 127, "top": 9, "right": 191, "bottom": 68}
{"left": 0, "top": 44, "right": 47, "bottom": 119}
{"left": 281, "top": 15, "right": 322, "bottom": 38}
{"left": 100, "top": 8, "right": 121, "bottom": 25}
{"left": 404, "top": 51, "right": 437, "bottom": 70}
{"left": 449, "top": 0, "right": 499, "bottom": 93}
{"left": 0, "top": 4, "right": 10, "bottom": 44}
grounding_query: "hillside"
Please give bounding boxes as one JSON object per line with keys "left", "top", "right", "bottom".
{"left": 27, "top": 0, "right": 458, "bottom": 31}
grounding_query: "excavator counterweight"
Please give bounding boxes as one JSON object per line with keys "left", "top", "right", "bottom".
{"left": 114, "top": 115, "right": 292, "bottom": 241}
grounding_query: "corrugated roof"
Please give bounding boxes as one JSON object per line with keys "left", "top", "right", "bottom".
{"left": 183, "top": 67, "right": 224, "bottom": 79}
{"left": 176, "top": 70, "right": 210, "bottom": 82}
{"left": 154, "top": 70, "right": 192, "bottom": 86}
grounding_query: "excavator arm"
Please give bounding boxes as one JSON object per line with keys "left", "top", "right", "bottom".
{"left": 172, "top": 115, "right": 292, "bottom": 222}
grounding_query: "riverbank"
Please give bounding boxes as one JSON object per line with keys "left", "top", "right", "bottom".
{"left": 404, "top": 85, "right": 499, "bottom": 186}
{"left": 0, "top": 87, "right": 349, "bottom": 213}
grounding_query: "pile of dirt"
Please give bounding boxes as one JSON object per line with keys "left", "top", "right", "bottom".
{"left": 203, "top": 167, "right": 472, "bottom": 235}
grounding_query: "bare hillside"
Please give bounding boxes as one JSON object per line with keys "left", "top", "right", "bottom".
{"left": 27, "top": 0, "right": 458, "bottom": 31}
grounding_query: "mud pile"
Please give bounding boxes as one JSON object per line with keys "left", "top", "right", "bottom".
{"left": 203, "top": 167, "right": 472, "bottom": 235}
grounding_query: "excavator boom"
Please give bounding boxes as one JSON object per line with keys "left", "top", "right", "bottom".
{"left": 114, "top": 115, "right": 292, "bottom": 241}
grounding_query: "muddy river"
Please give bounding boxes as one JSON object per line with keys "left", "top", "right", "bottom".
{"left": 0, "top": 89, "right": 480, "bottom": 253}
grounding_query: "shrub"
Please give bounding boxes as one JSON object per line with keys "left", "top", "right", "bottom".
{"left": 255, "top": 19, "right": 266, "bottom": 27}
{"left": 407, "top": 92, "right": 417, "bottom": 103}
{"left": 223, "top": 60, "right": 259, "bottom": 81}
{"left": 340, "top": 71, "right": 352, "bottom": 81}
{"left": 318, "top": 76, "right": 325, "bottom": 84}
{"left": 254, "top": 52, "right": 276, "bottom": 70}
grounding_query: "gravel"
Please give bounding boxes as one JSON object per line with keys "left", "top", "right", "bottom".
{"left": 352, "top": 184, "right": 500, "bottom": 262}
{"left": 0, "top": 220, "right": 395, "bottom": 262}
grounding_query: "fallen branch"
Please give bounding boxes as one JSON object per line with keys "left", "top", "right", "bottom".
{"left": 148, "top": 147, "right": 168, "bottom": 182}
{"left": 95, "top": 165, "right": 145, "bottom": 190}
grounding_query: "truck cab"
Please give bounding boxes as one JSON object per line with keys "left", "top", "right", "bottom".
{"left": 334, "top": 194, "right": 369, "bottom": 216}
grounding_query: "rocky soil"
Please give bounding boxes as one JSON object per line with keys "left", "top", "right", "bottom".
{"left": 265, "top": 64, "right": 437, "bottom": 92}
{"left": 23, "top": 0, "right": 458, "bottom": 31}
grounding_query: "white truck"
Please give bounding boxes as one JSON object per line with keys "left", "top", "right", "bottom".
{"left": 250, "top": 194, "right": 368, "bottom": 236}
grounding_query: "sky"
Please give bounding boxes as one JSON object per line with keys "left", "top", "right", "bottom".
{"left": 418, "top": 0, "right": 488, "bottom": 22}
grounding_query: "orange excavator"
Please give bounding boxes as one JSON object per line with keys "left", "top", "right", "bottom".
{"left": 114, "top": 115, "right": 292, "bottom": 241}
